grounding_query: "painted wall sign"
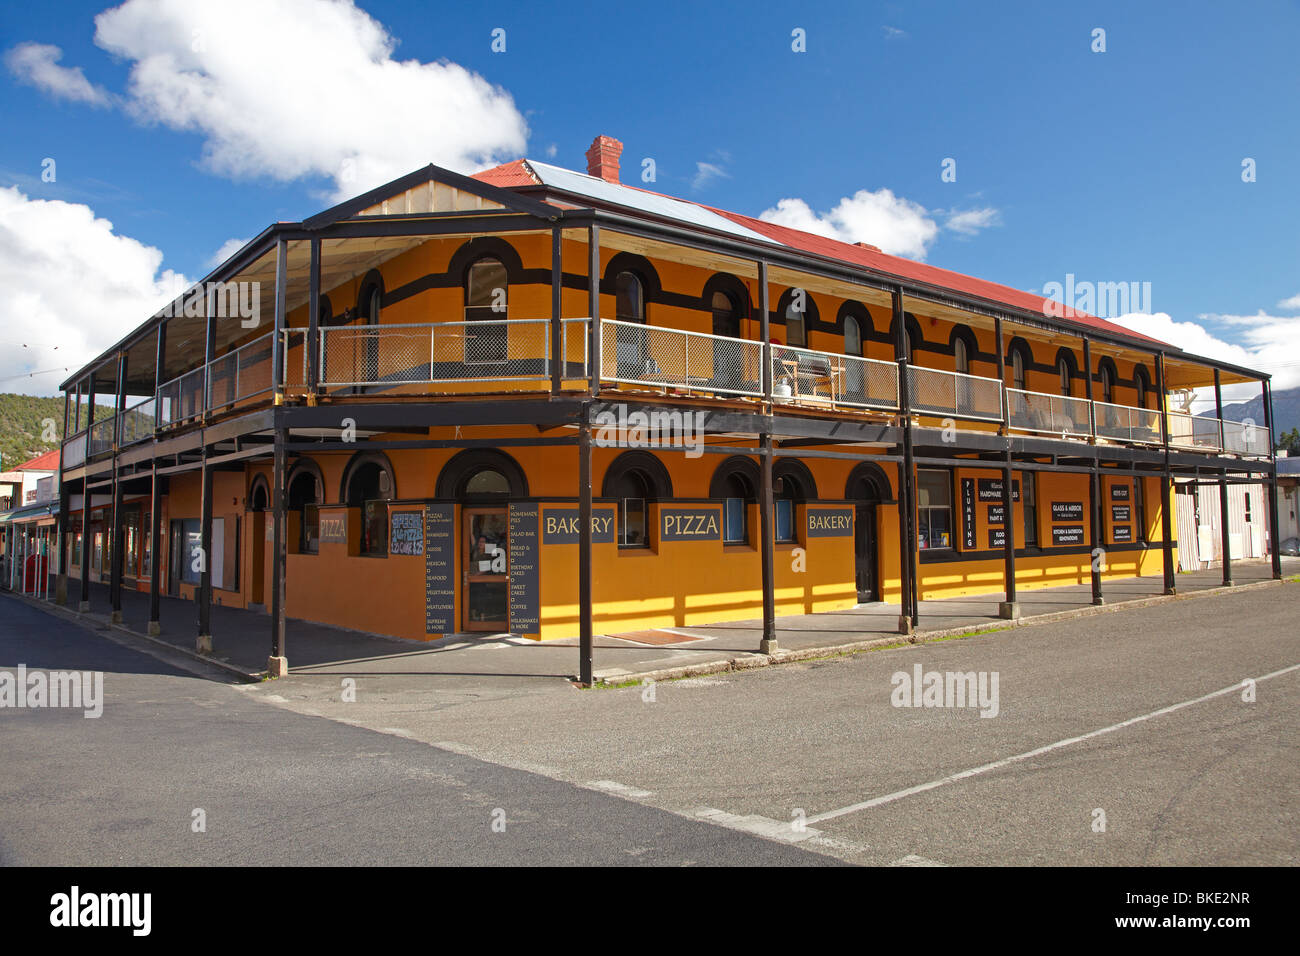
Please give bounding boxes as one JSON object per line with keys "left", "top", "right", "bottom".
{"left": 1051, "top": 501, "right": 1085, "bottom": 521}
{"left": 318, "top": 511, "right": 348, "bottom": 544}
{"left": 1051, "top": 524, "right": 1086, "bottom": 546}
{"left": 986, "top": 503, "right": 1006, "bottom": 524}
{"left": 977, "top": 478, "right": 1020, "bottom": 502}
{"left": 660, "top": 507, "right": 722, "bottom": 542}
{"left": 541, "top": 507, "right": 616, "bottom": 544}
{"left": 424, "top": 504, "right": 455, "bottom": 634}
{"left": 807, "top": 508, "right": 854, "bottom": 537}
{"left": 1112, "top": 525, "right": 1133, "bottom": 543}
{"left": 1110, "top": 484, "right": 1131, "bottom": 501}
{"left": 1111, "top": 504, "right": 1131, "bottom": 523}
{"left": 508, "top": 504, "right": 540, "bottom": 633}
{"left": 988, "top": 527, "right": 1007, "bottom": 548}
{"left": 389, "top": 511, "right": 424, "bottom": 555}
{"left": 961, "top": 478, "right": 976, "bottom": 550}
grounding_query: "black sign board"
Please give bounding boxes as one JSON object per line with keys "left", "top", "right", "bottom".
{"left": 424, "top": 504, "right": 455, "bottom": 634}
{"left": 988, "top": 527, "right": 1007, "bottom": 548}
{"left": 660, "top": 507, "right": 722, "bottom": 542}
{"left": 1051, "top": 524, "right": 1086, "bottom": 546}
{"left": 1112, "top": 524, "right": 1133, "bottom": 543}
{"left": 961, "top": 478, "right": 976, "bottom": 549}
{"left": 389, "top": 511, "right": 424, "bottom": 555}
{"left": 1051, "top": 501, "right": 1085, "bottom": 521}
{"left": 1110, "top": 484, "right": 1131, "bottom": 501}
{"left": 508, "top": 504, "right": 540, "bottom": 634}
{"left": 319, "top": 511, "right": 347, "bottom": 544}
{"left": 977, "top": 478, "right": 1020, "bottom": 502}
{"left": 807, "top": 508, "right": 853, "bottom": 537}
{"left": 986, "top": 503, "right": 1006, "bottom": 524}
{"left": 1111, "top": 504, "right": 1131, "bottom": 523}
{"left": 542, "top": 507, "right": 616, "bottom": 544}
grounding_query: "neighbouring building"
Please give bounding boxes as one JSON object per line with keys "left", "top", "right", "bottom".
{"left": 50, "top": 136, "right": 1284, "bottom": 679}
{"left": 0, "top": 448, "right": 61, "bottom": 595}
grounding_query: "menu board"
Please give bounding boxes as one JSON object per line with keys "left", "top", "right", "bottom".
{"left": 961, "top": 478, "right": 976, "bottom": 550}
{"left": 508, "top": 503, "right": 540, "bottom": 634}
{"left": 423, "top": 504, "right": 455, "bottom": 634}
{"left": 1051, "top": 501, "right": 1085, "bottom": 521}
{"left": 977, "top": 478, "right": 1020, "bottom": 502}
{"left": 389, "top": 511, "right": 424, "bottom": 555}
{"left": 1051, "top": 524, "right": 1086, "bottom": 546}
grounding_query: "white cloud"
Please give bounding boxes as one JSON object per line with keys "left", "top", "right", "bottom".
{"left": 942, "top": 207, "right": 1000, "bottom": 236}
{"left": 208, "top": 237, "right": 250, "bottom": 269}
{"left": 882, "top": 26, "right": 908, "bottom": 39}
{"left": 1108, "top": 309, "right": 1300, "bottom": 406}
{"left": 760, "top": 190, "right": 944, "bottom": 259}
{"left": 1277, "top": 292, "right": 1300, "bottom": 311}
{"left": 691, "top": 161, "right": 729, "bottom": 191}
{"left": 0, "top": 186, "right": 186, "bottom": 396}
{"left": 88, "top": 0, "right": 528, "bottom": 199}
{"left": 4, "top": 42, "right": 111, "bottom": 106}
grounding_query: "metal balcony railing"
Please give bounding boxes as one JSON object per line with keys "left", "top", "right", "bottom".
{"left": 119, "top": 396, "right": 156, "bottom": 446}
{"left": 157, "top": 366, "right": 206, "bottom": 428}
{"left": 88, "top": 416, "right": 115, "bottom": 457}
{"left": 770, "top": 345, "right": 898, "bottom": 411}
{"left": 1166, "top": 411, "right": 1225, "bottom": 452}
{"left": 599, "top": 319, "right": 763, "bottom": 397}
{"left": 906, "top": 366, "right": 1003, "bottom": 422}
{"left": 1220, "top": 419, "right": 1271, "bottom": 457}
{"left": 1092, "top": 400, "right": 1163, "bottom": 445}
{"left": 207, "top": 330, "right": 274, "bottom": 410}
{"left": 62, "top": 432, "right": 86, "bottom": 469}
{"left": 1006, "top": 388, "right": 1092, "bottom": 438}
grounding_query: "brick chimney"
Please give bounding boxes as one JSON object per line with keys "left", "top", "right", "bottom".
{"left": 585, "top": 135, "right": 623, "bottom": 183}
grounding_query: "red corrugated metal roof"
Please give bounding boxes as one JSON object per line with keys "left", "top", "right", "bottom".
{"left": 15, "top": 449, "right": 59, "bottom": 471}
{"left": 472, "top": 158, "right": 1167, "bottom": 346}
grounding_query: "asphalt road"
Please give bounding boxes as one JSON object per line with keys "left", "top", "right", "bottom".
{"left": 0, "top": 596, "right": 832, "bottom": 866}
{"left": 2, "top": 582, "right": 1296, "bottom": 866}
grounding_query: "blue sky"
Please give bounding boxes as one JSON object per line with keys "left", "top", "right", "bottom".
{"left": 1, "top": 0, "right": 1297, "bottom": 398}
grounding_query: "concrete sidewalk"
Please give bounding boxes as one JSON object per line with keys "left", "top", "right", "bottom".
{"left": 15, "top": 557, "right": 1297, "bottom": 685}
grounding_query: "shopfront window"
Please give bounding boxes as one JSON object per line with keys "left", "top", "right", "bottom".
{"left": 917, "top": 469, "right": 953, "bottom": 550}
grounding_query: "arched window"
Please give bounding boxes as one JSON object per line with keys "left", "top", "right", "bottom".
{"left": 1100, "top": 363, "right": 1115, "bottom": 404}
{"left": 1011, "top": 349, "right": 1027, "bottom": 391}
{"left": 465, "top": 257, "right": 508, "bottom": 363}
{"left": 710, "top": 457, "right": 760, "bottom": 545}
{"left": 844, "top": 316, "right": 862, "bottom": 357}
{"left": 1133, "top": 366, "right": 1151, "bottom": 409}
{"left": 343, "top": 455, "right": 395, "bottom": 555}
{"left": 435, "top": 449, "right": 529, "bottom": 500}
{"left": 616, "top": 272, "right": 645, "bottom": 323}
{"left": 954, "top": 336, "right": 970, "bottom": 375}
{"left": 603, "top": 451, "right": 671, "bottom": 549}
{"left": 785, "top": 292, "right": 807, "bottom": 348}
{"left": 464, "top": 468, "right": 510, "bottom": 496}
{"left": 772, "top": 459, "right": 816, "bottom": 544}
{"left": 288, "top": 469, "right": 321, "bottom": 553}
{"left": 1059, "top": 356, "right": 1072, "bottom": 396}
{"left": 609, "top": 468, "right": 651, "bottom": 548}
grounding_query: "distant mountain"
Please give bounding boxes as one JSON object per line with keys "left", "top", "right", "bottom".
{"left": 1220, "top": 386, "right": 1299, "bottom": 441}
{"left": 0, "top": 393, "right": 66, "bottom": 472}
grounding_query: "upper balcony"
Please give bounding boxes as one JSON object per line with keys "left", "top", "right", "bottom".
{"left": 61, "top": 315, "right": 1273, "bottom": 467}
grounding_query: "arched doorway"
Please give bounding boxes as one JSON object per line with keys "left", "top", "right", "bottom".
{"left": 247, "top": 474, "right": 270, "bottom": 608}
{"left": 435, "top": 449, "right": 529, "bottom": 633}
{"left": 846, "top": 463, "right": 888, "bottom": 602}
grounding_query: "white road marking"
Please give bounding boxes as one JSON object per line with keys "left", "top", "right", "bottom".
{"left": 807, "top": 663, "right": 1300, "bottom": 825}
{"left": 586, "top": 780, "right": 654, "bottom": 799}
{"left": 693, "top": 807, "right": 821, "bottom": 844}
{"left": 890, "top": 854, "right": 947, "bottom": 866}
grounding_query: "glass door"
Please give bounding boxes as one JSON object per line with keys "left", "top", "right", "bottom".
{"left": 463, "top": 508, "right": 508, "bottom": 631}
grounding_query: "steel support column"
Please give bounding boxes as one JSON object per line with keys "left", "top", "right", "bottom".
{"left": 1262, "top": 378, "right": 1283, "bottom": 579}
{"left": 893, "top": 287, "right": 917, "bottom": 632}
{"left": 588, "top": 225, "right": 601, "bottom": 397}
{"left": 1155, "top": 352, "right": 1176, "bottom": 594}
{"left": 550, "top": 225, "right": 562, "bottom": 393}
{"left": 577, "top": 403, "right": 594, "bottom": 684}
{"left": 197, "top": 452, "right": 213, "bottom": 653}
{"left": 759, "top": 431, "right": 777, "bottom": 653}
{"left": 994, "top": 314, "right": 1017, "bottom": 618}
{"left": 268, "top": 414, "right": 288, "bottom": 675}
{"left": 78, "top": 479, "right": 91, "bottom": 612}
{"left": 1089, "top": 464, "right": 1104, "bottom": 604}
{"left": 307, "top": 236, "right": 321, "bottom": 397}
{"left": 1214, "top": 370, "right": 1232, "bottom": 586}
{"left": 148, "top": 465, "right": 163, "bottom": 633}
